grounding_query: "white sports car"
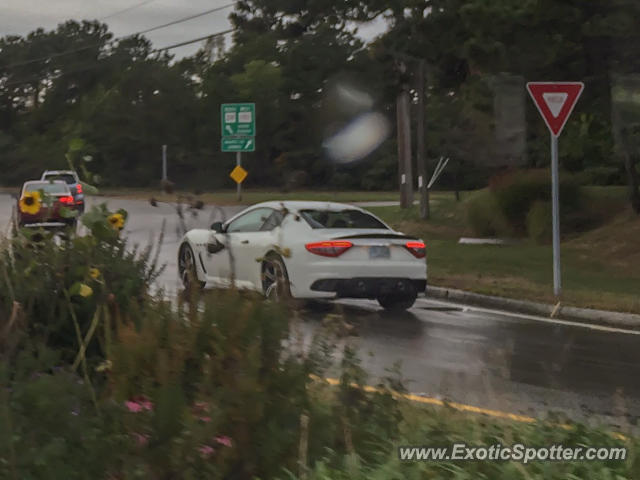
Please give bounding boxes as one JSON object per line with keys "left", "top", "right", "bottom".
{"left": 178, "top": 201, "right": 427, "bottom": 311}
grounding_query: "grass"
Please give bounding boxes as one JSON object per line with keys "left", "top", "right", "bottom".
{"left": 369, "top": 188, "right": 640, "bottom": 314}
{"left": 95, "top": 188, "right": 403, "bottom": 205}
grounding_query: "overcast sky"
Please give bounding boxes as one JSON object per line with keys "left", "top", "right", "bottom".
{"left": 0, "top": 0, "right": 386, "bottom": 58}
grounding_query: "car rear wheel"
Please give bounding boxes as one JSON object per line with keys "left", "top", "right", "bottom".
{"left": 179, "top": 243, "right": 205, "bottom": 291}
{"left": 262, "top": 254, "right": 291, "bottom": 301}
{"left": 377, "top": 288, "right": 417, "bottom": 312}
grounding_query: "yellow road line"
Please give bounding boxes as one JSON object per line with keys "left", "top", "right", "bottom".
{"left": 316, "top": 376, "right": 629, "bottom": 442}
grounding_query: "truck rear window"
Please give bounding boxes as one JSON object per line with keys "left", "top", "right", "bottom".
{"left": 43, "top": 174, "right": 76, "bottom": 185}
{"left": 300, "top": 209, "right": 388, "bottom": 229}
{"left": 24, "top": 182, "right": 69, "bottom": 194}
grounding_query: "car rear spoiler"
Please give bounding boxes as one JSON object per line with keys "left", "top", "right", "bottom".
{"left": 333, "top": 233, "right": 419, "bottom": 240}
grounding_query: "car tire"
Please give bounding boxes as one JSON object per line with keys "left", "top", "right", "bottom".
{"left": 377, "top": 288, "right": 417, "bottom": 312}
{"left": 261, "top": 254, "right": 291, "bottom": 301}
{"left": 178, "top": 243, "right": 205, "bottom": 291}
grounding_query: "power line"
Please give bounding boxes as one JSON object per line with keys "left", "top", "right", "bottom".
{"left": 136, "top": 3, "right": 234, "bottom": 36}
{"left": 99, "top": 0, "right": 160, "bottom": 21}
{"left": 1, "top": 2, "right": 235, "bottom": 70}
{"left": 153, "top": 29, "right": 232, "bottom": 52}
{"left": 1, "top": 29, "right": 233, "bottom": 88}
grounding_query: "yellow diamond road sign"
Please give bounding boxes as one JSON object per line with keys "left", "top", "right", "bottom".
{"left": 230, "top": 165, "right": 248, "bottom": 184}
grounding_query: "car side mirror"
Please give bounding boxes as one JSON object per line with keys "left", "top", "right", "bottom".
{"left": 207, "top": 237, "right": 225, "bottom": 254}
{"left": 210, "top": 221, "right": 225, "bottom": 233}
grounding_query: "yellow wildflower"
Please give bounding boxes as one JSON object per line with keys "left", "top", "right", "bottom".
{"left": 19, "top": 191, "right": 42, "bottom": 215}
{"left": 78, "top": 284, "right": 93, "bottom": 298}
{"left": 108, "top": 213, "right": 125, "bottom": 231}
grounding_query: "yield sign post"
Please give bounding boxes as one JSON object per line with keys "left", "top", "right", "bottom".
{"left": 527, "top": 82, "right": 584, "bottom": 298}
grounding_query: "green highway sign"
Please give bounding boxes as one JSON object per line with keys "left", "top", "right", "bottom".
{"left": 221, "top": 103, "right": 256, "bottom": 137}
{"left": 222, "top": 137, "right": 256, "bottom": 152}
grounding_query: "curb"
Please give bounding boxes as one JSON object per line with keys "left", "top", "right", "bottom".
{"left": 426, "top": 286, "right": 640, "bottom": 330}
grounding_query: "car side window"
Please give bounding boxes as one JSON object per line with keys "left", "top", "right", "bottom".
{"left": 260, "top": 210, "right": 285, "bottom": 231}
{"left": 226, "top": 208, "right": 274, "bottom": 233}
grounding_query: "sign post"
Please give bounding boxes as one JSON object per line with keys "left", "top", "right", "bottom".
{"left": 162, "top": 144, "right": 167, "bottom": 181}
{"left": 527, "top": 82, "right": 584, "bottom": 297}
{"left": 221, "top": 103, "right": 255, "bottom": 201}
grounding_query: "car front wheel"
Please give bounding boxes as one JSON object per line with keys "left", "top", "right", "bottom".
{"left": 179, "top": 243, "right": 205, "bottom": 291}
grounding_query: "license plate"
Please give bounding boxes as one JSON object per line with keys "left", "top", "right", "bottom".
{"left": 369, "top": 245, "right": 390, "bottom": 259}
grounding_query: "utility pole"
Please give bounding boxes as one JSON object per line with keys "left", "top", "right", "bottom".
{"left": 416, "top": 60, "right": 429, "bottom": 219}
{"left": 396, "top": 60, "right": 413, "bottom": 209}
{"left": 162, "top": 144, "right": 168, "bottom": 182}
{"left": 236, "top": 152, "right": 242, "bottom": 202}
{"left": 397, "top": 92, "right": 407, "bottom": 208}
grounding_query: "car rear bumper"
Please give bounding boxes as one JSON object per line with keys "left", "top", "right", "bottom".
{"left": 310, "top": 278, "right": 427, "bottom": 299}
{"left": 20, "top": 222, "right": 69, "bottom": 229}
{"left": 18, "top": 213, "right": 74, "bottom": 228}
{"left": 287, "top": 258, "right": 428, "bottom": 299}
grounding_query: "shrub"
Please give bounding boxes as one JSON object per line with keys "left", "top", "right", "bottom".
{"left": 466, "top": 169, "right": 587, "bottom": 237}
{"left": 466, "top": 190, "right": 511, "bottom": 237}
{"left": 1, "top": 214, "right": 406, "bottom": 479}
{"left": 527, "top": 200, "right": 553, "bottom": 244}
{"left": 574, "top": 166, "right": 625, "bottom": 186}
{"left": 0, "top": 204, "right": 164, "bottom": 365}
{"left": 490, "top": 169, "right": 583, "bottom": 235}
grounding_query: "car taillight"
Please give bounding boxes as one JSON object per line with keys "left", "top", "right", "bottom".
{"left": 76, "top": 184, "right": 83, "bottom": 194}
{"left": 405, "top": 241, "right": 426, "bottom": 259}
{"left": 305, "top": 241, "right": 353, "bottom": 257}
{"left": 58, "top": 196, "right": 74, "bottom": 204}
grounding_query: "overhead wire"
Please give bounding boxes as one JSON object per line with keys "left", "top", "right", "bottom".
{"left": 135, "top": 3, "right": 234, "bottom": 36}
{"left": 0, "top": 29, "right": 234, "bottom": 89}
{"left": 98, "top": 0, "right": 160, "bottom": 21}
{"left": 1, "top": 2, "right": 235, "bottom": 70}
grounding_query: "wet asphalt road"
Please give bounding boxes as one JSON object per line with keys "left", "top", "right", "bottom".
{"left": 1, "top": 193, "right": 639, "bottom": 429}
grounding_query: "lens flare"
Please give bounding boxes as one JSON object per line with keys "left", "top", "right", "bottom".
{"left": 323, "top": 112, "right": 390, "bottom": 164}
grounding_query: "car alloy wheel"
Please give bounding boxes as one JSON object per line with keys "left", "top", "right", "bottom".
{"left": 179, "top": 244, "right": 204, "bottom": 290}
{"left": 262, "top": 255, "right": 290, "bottom": 300}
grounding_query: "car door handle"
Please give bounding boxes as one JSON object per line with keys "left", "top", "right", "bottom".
{"left": 241, "top": 240, "right": 249, "bottom": 244}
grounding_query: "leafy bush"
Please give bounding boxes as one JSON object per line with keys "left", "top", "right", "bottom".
{"left": 575, "top": 166, "right": 625, "bottom": 186}
{"left": 490, "top": 169, "right": 582, "bottom": 235}
{"left": 466, "top": 190, "right": 512, "bottom": 237}
{"left": 0, "top": 214, "right": 407, "bottom": 479}
{"left": 0, "top": 204, "right": 163, "bottom": 366}
{"left": 526, "top": 200, "right": 553, "bottom": 244}
{"left": 466, "top": 169, "right": 589, "bottom": 237}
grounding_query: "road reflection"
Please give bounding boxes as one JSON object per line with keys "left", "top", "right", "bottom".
{"left": 298, "top": 300, "right": 640, "bottom": 423}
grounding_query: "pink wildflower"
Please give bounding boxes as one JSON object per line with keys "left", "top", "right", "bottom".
{"left": 125, "top": 396, "right": 154, "bottom": 413}
{"left": 125, "top": 401, "right": 143, "bottom": 413}
{"left": 132, "top": 395, "right": 154, "bottom": 412}
{"left": 214, "top": 436, "right": 233, "bottom": 448}
{"left": 199, "top": 445, "right": 215, "bottom": 458}
{"left": 198, "top": 416, "right": 212, "bottom": 423}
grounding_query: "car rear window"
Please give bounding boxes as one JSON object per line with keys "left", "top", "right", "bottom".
{"left": 43, "top": 174, "right": 76, "bottom": 185}
{"left": 24, "top": 183, "right": 69, "bottom": 195}
{"left": 300, "top": 209, "right": 388, "bottom": 229}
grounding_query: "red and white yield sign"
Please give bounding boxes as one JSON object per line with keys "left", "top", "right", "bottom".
{"left": 526, "top": 82, "right": 584, "bottom": 136}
